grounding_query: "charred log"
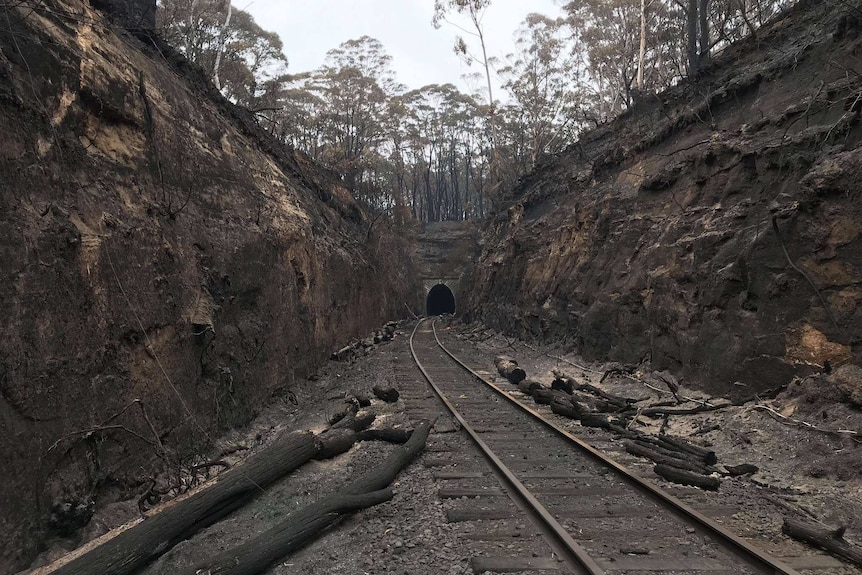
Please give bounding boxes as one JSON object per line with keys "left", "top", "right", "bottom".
{"left": 178, "top": 420, "right": 433, "bottom": 575}
{"left": 782, "top": 518, "right": 862, "bottom": 567}
{"left": 654, "top": 463, "right": 720, "bottom": 491}
{"left": 50, "top": 432, "right": 319, "bottom": 575}
{"left": 495, "top": 356, "right": 527, "bottom": 384}
{"left": 372, "top": 385, "right": 400, "bottom": 403}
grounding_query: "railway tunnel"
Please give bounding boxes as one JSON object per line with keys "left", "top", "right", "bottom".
{"left": 426, "top": 283, "right": 456, "bottom": 315}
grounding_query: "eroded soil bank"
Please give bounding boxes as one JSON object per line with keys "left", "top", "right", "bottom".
{"left": 463, "top": 1, "right": 862, "bottom": 399}
{"left": 0, "top": 1, "right": 420, "bottom": 570}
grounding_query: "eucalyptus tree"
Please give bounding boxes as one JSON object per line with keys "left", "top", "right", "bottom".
{"left": 157, "top": 0, "right": 287, "bottom": 107}
{"left": 314, "top": 36, "right": 402, "bottom": 200}
{"left": 499, "top": 14, "right": 583, "bottom": 171}
{"left": 432, "top": 0, "right": 503, "bottom": 199}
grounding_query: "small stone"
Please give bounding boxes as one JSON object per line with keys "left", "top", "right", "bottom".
{"left": 394, "top": 540, "right": 403, "bottom": 548}
{"left": 686, "top": 527, "right": 696, "bottom": 534}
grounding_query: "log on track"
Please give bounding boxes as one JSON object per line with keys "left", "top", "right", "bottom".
{"left": 654, "top": 464, "right": 720, "bottom": 491}
{"left": 495, "top": 356, "right": 527, "bottom": 384}
{"left": 782, "top": 518, "right": 862, "bottom": 567}
{"left": 50, "top": 432, "right": 320, "bottom": 575}
{"left": 179, "top": 420, "right": 434, "bottom": 575}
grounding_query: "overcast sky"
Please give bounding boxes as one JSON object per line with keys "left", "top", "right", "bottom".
{"left": 241, "top": 0, "right": 563, "bottom": 97}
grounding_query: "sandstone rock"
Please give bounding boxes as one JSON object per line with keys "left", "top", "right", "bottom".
{"left": 827, "top": 364, "right": 862, "bottom": 408}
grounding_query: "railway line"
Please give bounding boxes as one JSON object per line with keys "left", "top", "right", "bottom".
{"left": 402, "top": 317, "right": 805, "bottom": 575}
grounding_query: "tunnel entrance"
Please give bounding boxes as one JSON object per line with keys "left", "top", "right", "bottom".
{"left": 426, "top": 284, "right": 456, "bottom": 316}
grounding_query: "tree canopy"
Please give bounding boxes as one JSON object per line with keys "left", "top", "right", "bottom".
{"left": 157, "top": 0, "right": 796, "bottom": 222}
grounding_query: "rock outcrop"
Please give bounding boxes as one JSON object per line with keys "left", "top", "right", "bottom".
{"left": 0, "top": 0, "right": 419, "bottom": 570}
{"left": 464, "top": 2, "right": 861, "bottom": 399}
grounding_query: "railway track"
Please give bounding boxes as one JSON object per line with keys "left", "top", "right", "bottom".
{"left": 403, "top": 317, "right": 804, "bottom": 575}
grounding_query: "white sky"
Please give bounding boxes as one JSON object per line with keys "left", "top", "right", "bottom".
{"left": 241, "top": 0, "right": 563, "bottom": 97}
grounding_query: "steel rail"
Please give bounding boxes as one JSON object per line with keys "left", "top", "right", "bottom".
{"left": 409, "top": 319, "right": 605, "bottom": 575}
{"left": 429, "top": 319, "right": 802, "bottom": 575}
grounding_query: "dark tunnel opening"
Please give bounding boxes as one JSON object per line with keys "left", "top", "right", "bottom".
{"left": 426, "top": 284, "right": 456, "bottom": 316}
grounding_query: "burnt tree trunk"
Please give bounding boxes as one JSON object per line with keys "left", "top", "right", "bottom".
{"left": 51, "top": 432, "right": 320, "bottom": 575}
{"left": 372, "top": 385, "right": 400, "bottom": 403}
{"left": 654, "top": 463, "right": 719, "bottom": 491}
{"left": 495, "top": 356, "right": 526, "bottom": 384}
{"left": 518, "top": 379, "right": 543, "bottom": 395}
{"left": 178, "top": 420, "right": 433, "bottom": 575}
{"left": 782, "top": 518, "right": 862, "bottom": 567}
{"left": 624, "top": 441, "right": 713, "bottom": 475}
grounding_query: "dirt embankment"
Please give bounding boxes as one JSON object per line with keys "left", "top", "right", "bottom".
{"left": 463, "top": 1, "right": 862, "bottom": 399}
{"left": 0, "top": 1, "right": 420, "bottom": 571}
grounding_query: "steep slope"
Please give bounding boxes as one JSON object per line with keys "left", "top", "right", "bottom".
{"left": 0, "top": 1, "right": 419, "bottom": 570}
{"left": 464, "top": 1, "right": 861, "bottom": 398}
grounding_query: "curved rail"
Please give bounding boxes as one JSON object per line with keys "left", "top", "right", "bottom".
{"left": 410, "top": 317, "right": 802, "bottom": 575}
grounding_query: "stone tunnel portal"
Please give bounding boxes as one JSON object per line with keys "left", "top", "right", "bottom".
{"left": 426, "top": 284, "right": 456, "bottom": 316}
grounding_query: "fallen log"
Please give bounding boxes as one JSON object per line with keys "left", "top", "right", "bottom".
{"left": 623, "top": 402, "right": 733, "bottom": 417}
{"left": 552, "top": 369, "right": 639, "bottom": 408}
{"left": 179, "top": 420, "right": 433, "bottom": 575}
{"left": 551, "top": 399, "right": 581, "bottom": 419}
{"left": 49, "top": 432, "right": 320, "bottom": 575}
{"left": 624, "top": 441, "right": 712, "bottom": 475}
{"left": 328, "top": 400, "right": 358, "bottom": 425}
{"left": 657, "top": 435, "right": 717, "bottom": 465}
{"left": 331, "top": 409, "right": 376, "bottom": 432}
{"left": 654, "top": 463, "right": 720, "bottom": 491}
{"left": 517, "top": 378, "right": 543, "bottom": 395}
{"left": 357, "top": 427, "right": 413, "bottom": 444}
{"left": 636, "top": 435, "right": 717, "bottom": 466}
{"left": 351, "top": 391, "right": 372, "bottom": 407}
{"left": 372, "top": 385, "right": 400, "bottom": 403}
{"left": 533, "top": 387, "right": 567, "bottom": 406}
{"left": 551, "top": 376, "right": 574, "bottom": 394}
{"left": 724, "top": 463, "right": 759, "bottom": 476}
{"left": 495, "top": 356, "right": 527, "bottom": 384}
{"left": 314, "top": 429, "right": 358, "bottom": 460}
{"left": 568, "top": 390, "right": 610, "bottom": 412}
{"left": 782, "top": 518, "right": 862, "bottom": 568}
{"left": 579, "top": 413, "right": 613, "bottom": 429}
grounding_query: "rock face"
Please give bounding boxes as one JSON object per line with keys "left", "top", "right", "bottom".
{"left": 0, "top": 0, "right": 419, "bottom": 569}
{"left": 463, "top": 3, "right": 861, "bottom": 398}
